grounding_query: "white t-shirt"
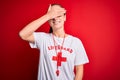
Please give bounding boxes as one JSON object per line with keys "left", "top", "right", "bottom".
{"left": 29, "top": 32, "right": 89, "bottom": 80}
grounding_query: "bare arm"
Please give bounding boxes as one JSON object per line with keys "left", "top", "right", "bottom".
{"left": 19, "top": 5, "right": 66, "bottom": 42}
{"left": 19, "top": 14, "right": 50, "bottom": 42}
{"left": 74, "top": 65, "right": 84, "bottom": 80}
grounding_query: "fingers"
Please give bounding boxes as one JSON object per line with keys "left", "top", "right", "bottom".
{"left": 56, "top": 8, "right": 66, "bottom": 11}
{"left": 60, "top": 8, "right": 66, "bottom": 14}
{"left": 56, "top": 8, "right": 66, "bottom": 14}
{"left": 48, "top": 4, "right": 66, "bottom": 14}
{"left": 58, "top": 10, "right": 66, "bottom": 14}
{"left": 60, "top": 10, "right": 66, "bottom": 15}
{"left": 46, "top": 5, "right": 66, "bottom": 19}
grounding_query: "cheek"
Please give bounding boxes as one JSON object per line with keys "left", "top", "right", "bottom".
{"left": 61, "top": 18, "right": 66, "bottom": 23}
{"left": 61, "top": 17, "right": 66, "bottom": 22}
{"left": 48, "top": 21, "right": 53, "bottom": 25}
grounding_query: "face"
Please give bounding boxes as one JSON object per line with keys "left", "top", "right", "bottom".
{"left": 48, "top": 5, "right": 66, "bottom": 30}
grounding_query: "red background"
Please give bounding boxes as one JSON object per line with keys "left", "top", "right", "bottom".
{"left": 0, "top": 0, "right": 120, "bottom": 80}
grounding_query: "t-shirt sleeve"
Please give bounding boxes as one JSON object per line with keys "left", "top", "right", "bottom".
{"left": 74, "top": 38, "right": 89, "bottom": 65}
{"left": 29, "top": 32, "right": 43, "bottom": 48}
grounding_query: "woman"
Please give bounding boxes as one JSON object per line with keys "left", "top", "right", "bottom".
{"left": 19, "top": 4, "right": 89, "bottom": 80}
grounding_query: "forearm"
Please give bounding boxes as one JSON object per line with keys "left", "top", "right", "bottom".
{"left": 74, "top": 65, "right": 84, "bottom": 80}
{"left": 19, "top": 14, "right": 50, "bottom": 39}
{"left": 19, "top": 5, "right": 66, "bottom": 41}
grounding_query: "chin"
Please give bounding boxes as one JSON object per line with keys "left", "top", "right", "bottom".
{"left": 53, "top": 25, "right": 63, "bottom": 30}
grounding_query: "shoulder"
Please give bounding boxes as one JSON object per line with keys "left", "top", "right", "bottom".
{"left": 34, "top": 32, "right": 51, "bottom": 37}
{"left": 68, "top": 34, "right": 82, "bottom": 43}
{"left": 33, "top": 32, "right": 51, "bottom": 42}
{"left": 34, "top": 32, "right": 48, "bottom": 35}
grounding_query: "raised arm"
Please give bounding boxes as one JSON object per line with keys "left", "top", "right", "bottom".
{"left": 19, "top": 5, "right": 66, "bottom": 43}
{"left": 19, "top": 14, "right": 50, "bottom": 42}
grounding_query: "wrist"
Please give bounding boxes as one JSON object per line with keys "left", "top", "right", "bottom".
{"left": 45, "top": 13, "right": 52, "bottom": 20}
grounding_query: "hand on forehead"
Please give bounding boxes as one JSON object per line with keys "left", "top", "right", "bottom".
{"left": 51, "top": 5, "right": 66, "bottom": 11}
{"left": 47, "top": 4, "right": 66, "bottom": 19}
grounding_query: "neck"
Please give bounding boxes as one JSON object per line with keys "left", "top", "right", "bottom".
{"left": 53, "top": 28, "right": 66, "bottom": 38}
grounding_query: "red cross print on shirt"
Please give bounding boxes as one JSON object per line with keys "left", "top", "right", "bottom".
{"left": 52, "top": 52, "right": 67, "bottom": 66}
